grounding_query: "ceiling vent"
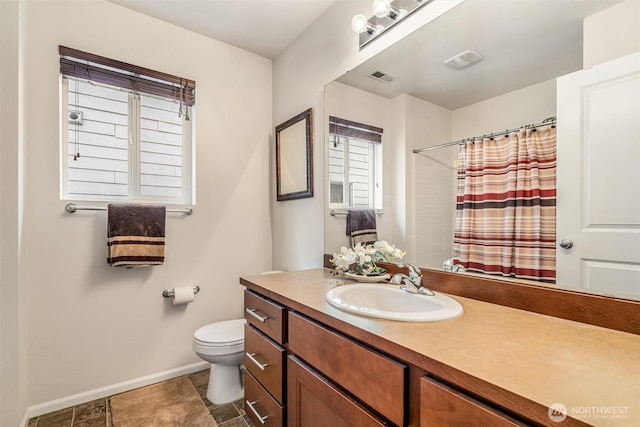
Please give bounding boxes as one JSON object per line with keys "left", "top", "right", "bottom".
{"left": 443, "top": 50, "right": 484, "bottom": 70}
{"left": 367, "top": 69, "right": 397, "bottom": 84}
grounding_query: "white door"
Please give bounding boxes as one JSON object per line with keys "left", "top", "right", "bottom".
{"left": 556, "top": 52, "right": 640, "bottom": 298}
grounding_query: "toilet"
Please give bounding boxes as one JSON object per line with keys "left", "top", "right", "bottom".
{"left": 193, "top": 318, "right": 246, "bottom": 404}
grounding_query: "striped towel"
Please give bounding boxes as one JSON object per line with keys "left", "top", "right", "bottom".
{"left": 346, "top": 209, "right": 378, "bottom": 246}
{"left": 107, "top": 204, "right": 166, "bottom": 267}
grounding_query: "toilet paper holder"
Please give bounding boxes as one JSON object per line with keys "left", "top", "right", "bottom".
{"left": 162, "top": 286, "right": 200, "bottom": 298}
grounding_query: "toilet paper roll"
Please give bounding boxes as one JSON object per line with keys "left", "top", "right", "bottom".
{"left": 172, "top": 286, "right": 195, "bottom": 305}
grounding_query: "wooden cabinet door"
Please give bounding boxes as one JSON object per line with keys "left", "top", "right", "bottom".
{"left": 288, "top": 312, "right": 406, "bottom": 425}
{"left": 420, "top": 376, "right": 530, "bottom": 426}
{"left": 287, "top": 356, "right": 388, "bottom": 427}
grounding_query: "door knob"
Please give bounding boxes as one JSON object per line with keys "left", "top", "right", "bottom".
{"left": 559, "top": 239, "right": 573, "bottom": 249}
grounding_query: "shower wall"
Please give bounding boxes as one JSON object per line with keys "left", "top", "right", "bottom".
{"left": 402, "top": 95, "right": 453, "bottom": 269}
{"left": 413, "top": 147, "right": 457, "bottom": 269}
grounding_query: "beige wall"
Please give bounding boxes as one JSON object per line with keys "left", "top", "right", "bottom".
{"left": 1, "top": 1, "right": 29, "bottom": 425}
{"left": 12, "top": 0, "right": 272, "bottom": 409}
{"left": 583, "top": 0, "right": 640, "bottom": 68}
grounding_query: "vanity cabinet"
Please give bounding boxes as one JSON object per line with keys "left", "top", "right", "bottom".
{"left": 420, "top": 376, "right": 531, "bottom": 427}
{"left": 243, "top": 288, "right": 531, "bottom": 427}
{"left": 244, "top": 290, "right": 287, "bottom": 426}
{"left": 241, "top": 269, "right": 640, "bottom": 427}
{"left": 244, "top": 290, "right": 407, "bottom": 426}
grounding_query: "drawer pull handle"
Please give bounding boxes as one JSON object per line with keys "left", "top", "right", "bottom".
{"left": 246, "top": 308, "right": 268, "bottom": 322}
{"left": 246, "top": 399, "right": 269, "bottom": 424}
{"left": 246, "top": 352, "right": 268, "bottom": 370}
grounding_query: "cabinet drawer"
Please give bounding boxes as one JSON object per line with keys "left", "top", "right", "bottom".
{"left": 288, "top": 356, "right": 387, "bottom": 427}
{"left": 244, "top": 290, "right": 286, "bottom": 344}
{"left": 288, "top": 312, "right": 407, "bottom": 426}
{"left": 420, "top": 376, "right": 530, "bottom": 426}
{"left": 244, "top": 324, "right": 286, "bottom": 404}
{"left": 245, "top": 370, "right": 285, "bottom": 427}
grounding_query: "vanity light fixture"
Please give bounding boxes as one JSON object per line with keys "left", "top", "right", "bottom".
{"left": 352, "top": 0, "right": 430, "bottom": 49}
{"left": 351, "top": 14, "right": 376, "bottom": 35}
{"left": 373, "top": 0, "right": 399, "bottom": 19}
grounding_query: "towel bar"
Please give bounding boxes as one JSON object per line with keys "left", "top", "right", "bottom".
{"left": 162, "top": 286, "right": 200, "bottom": 298}
{"left": 65, "top": 203, "right": 193, "bottom": 215}
{"left": 330, "top": 209, "right": 383, "bottom": 217}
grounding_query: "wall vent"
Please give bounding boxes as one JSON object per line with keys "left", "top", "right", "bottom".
{"left": 367, "top": 69, "right": 397, "bottom": 84}
{"left": 443, "top": 50, "right": 484, "bottom": 70}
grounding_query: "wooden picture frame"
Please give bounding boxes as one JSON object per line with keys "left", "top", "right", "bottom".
{"left": 276, "top": 108, "right": 313, "bottom": 201}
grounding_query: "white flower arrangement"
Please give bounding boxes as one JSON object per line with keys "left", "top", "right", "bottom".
{"left": 330, "top": 241, "right": 406, "bottom": 276}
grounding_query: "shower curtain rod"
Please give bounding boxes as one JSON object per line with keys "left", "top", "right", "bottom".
{"left": 412, "top": 117, "right": 556, "bottom": 154}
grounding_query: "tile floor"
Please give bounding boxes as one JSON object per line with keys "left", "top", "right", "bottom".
{"left": 28, "top": 369, "right": 255, "bottom": 427}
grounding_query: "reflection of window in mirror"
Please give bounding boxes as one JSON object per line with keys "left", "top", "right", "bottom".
{"left": 328, "top": 117, "right": 382, "bottom": 209}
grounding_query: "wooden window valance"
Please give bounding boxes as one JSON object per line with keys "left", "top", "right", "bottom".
{"left": 59, "top": 46, "right": 195, "bottom": 106}
{"left": 329, "top": 116, "right": 383, "bottom": 144}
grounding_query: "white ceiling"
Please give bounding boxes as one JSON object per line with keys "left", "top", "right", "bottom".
{"left": 337, "top": 0, "right": 625, "bottom": 109}
{"left": 107, "top": 0, "right": 337, "bottom": 59}
{"left": 107, "top": 0, "right": 627, "bottom": 108}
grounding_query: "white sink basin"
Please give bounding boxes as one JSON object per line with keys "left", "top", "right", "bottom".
{"left": 326, "top": 284, "right": 463, "bottom": 322}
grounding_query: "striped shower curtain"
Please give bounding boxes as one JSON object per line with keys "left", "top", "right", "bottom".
{"left": 453, "top": 125, "right": 557, "bottom": 282}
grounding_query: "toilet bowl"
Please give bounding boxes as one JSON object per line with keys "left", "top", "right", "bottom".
{"left": 193, "top": 318, "right": 246, "bottom": 404}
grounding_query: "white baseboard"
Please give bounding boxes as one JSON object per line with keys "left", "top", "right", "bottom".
{"left": 27, "top": 361, "right": 209, "bottom": 418}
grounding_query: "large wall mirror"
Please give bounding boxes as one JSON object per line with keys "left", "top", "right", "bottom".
{"left": 276, "top": 108, "right": 313, "bottom": 201}
{"left": 325, "top": 0, "right": 640, "bottom": 301}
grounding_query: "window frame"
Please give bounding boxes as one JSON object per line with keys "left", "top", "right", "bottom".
{"left": 60, "top": 77, "right": 194, "bottom": 204}
{"left": 328, "top": 131, "right": 382, "bottom": 210}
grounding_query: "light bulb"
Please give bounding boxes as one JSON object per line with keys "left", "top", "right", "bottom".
{"left": 351, "top": 14, "right": 369, "bottom": 34}
{"left": 373, "top": 0, "right": 393, "bottom": 18}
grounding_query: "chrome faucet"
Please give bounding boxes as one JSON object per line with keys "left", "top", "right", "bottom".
{"left": 390, "top": 264, "right": 435, "bottom": 296}
{"left": 442, "top": 257, "right": 466, "bottom": 273}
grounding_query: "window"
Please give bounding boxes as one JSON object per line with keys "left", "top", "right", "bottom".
{"left": 328, "top": 116, "right": 382, "bottom": 209}
{"left": 59, "top": 46, "right": 195, "bottom": 204}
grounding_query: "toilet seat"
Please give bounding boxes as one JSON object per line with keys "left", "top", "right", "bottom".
{"left": 194, "top": 319, "right": 245, "bottom": 347}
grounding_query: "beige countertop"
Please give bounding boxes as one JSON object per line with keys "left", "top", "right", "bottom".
{"left": 240, "top": 269, "right": 640, "bottom": 427}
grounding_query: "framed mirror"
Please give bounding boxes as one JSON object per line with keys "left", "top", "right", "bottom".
{"left": 324, "top": 0, "right": 640, "bottom": 301}
{"left": 276, "top": 108, "right": 313, "bottom": 201}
